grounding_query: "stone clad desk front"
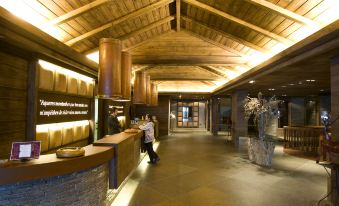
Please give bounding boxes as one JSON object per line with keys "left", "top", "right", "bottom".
{"left": 0, "top": 130, "right": 143, "bottom": 205}
{"left": 0, "top": 144, "right": 113, "bottom": 185}
{"left": 0, "top": 145, "right": 113, "bottom": 205}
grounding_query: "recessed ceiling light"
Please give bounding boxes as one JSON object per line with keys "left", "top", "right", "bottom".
{"left": 306, "top": 79, "right": 316, "bottom": 82}
{"left": 320, "top": 89, "right": 324, "bottom": 92}
{"left": 289, "top": 83, "right": 295, "bottom": 86}
{"left": 281, "top": 85, "right": 287, "bottom": 88}
{"left": 268, "top": 88, "right": 275, "bottom": 91}
{"left": 249, "top": 80, "right": 255, "bottom": 84}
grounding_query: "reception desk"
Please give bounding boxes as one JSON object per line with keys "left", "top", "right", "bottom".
{"left": 0, "top": 130, "right": 144, "bottom": 205}
{"left": 94, "top": 130, "right": 143, "bottom": 188}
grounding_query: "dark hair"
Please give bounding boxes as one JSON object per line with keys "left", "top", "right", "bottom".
{"left": 146, "top": 114, "right": 154, "bottom": 123}
{"left": 111, "top": 107, "right": 118, "bottom": 114}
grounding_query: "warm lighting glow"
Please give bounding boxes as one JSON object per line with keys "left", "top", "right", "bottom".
{"left": 157, "top": 81, "right": 213, "bottom": 93}
{"left": 289, "top": 26, "right": 315, "bottom": 42}
{"left": 117, "top": 116, "right": 125, "bottom": 121}
{"left": 131, "top": 72, "right": 136, "bottom": 86}
{"left": 2, "top": 0, "right": 339, "bottom": 94}
{"left": 314, "top": 0, "right": 339, "bottom": 25}
{"left": 0, "top": 0, "right": 64, "bottom": 41}
{"left": 247, "top": 51, "right": 271, "bottom": 67}
{"left": 213, "top": 80, "right": 228, "bottom": 87}
{"left": 249, "top": 80, "right": 255, "bottom": 84}
{"left": 86, "top": 51, "right": 99, "bottom": 63}
{"left": 36, "top": 120, "right": 89, "bottom": 133}
{"left": 271, "top": 42, "right": 288, "bottom": 54}
{"left": 38, "top": 60, "right": 94, "bottom": 84}
{"left": 224, "top": 69, "right": 240, "bottom": 79}
{"left": 110, "top": 141, "right": 160, "bottom": 206}
{"left": 36, "top": 124, "right": 49, "bottom": 133}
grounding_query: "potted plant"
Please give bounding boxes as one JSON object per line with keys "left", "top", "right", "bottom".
{"left": 243, "top": 92, "right": 281, "bottom": 166}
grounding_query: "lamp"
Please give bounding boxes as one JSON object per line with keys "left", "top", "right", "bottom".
{"left": 133, "top": 71, "right": 146, "bottom": 104}
{"left": 98, "top": 38, "right": 121, "bottom": 99}
{"left": 151, "top": 83, "right": 158, "bottom": 106}
{"left": 146, "top": 75, "right": 151, "bottom": 105}
{"left": 116, "top": 51, "right": 131, "bottom": 101}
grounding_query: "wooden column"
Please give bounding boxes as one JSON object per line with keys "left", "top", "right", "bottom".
{"left": 151, "top": 83, "right": 158, "bottom": 106}
{"left": 211, "top": 97, "right": 219, "bottom": 136}
{"left": 26, "top": 60, "right": 39, "bottom": 141}
{"left": 98, "top": 38, "right": 121, "bottom": 99}
{"left": 146, "top": 75, "right": 151, "bottom": 105}
{"left": 121, "top": 51, "right": 131, "bottom": 100}
{"left": 330, "top": 55, "right": 339, "bottom": 204}
{"left": 231, "top": 91, "right": 248, "bottom": 144}
{"left": 331, "top": 56, "right": 339, "bottom": 142}
{"left": 288, "top": 97, "right": 305, "bottom": 126}
{"left": 133, "top": 71, "right": 146, "bottom": 104}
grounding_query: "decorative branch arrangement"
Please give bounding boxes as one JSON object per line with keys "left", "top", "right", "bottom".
{"left": 243, "top": 92, "right": 281, "bottom": 141}
{"left": 320, "top": 111, "right": 339, "bottom": 141}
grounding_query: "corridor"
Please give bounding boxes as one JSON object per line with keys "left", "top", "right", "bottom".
{"left": 112, "top": 132, "right": 327, "bottom": 206}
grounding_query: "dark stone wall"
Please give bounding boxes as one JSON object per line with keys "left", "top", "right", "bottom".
{"left": 0, "top": 164, "right": 109, "bottom": 206}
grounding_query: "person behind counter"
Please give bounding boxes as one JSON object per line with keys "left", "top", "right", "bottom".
{"left": 139, "top": 114, "right": 160, "bottom": 164}
{"left": 108, "top": 107, "right": 121, "bottom": 135}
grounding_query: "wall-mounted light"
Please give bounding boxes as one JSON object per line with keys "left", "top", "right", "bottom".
{"left": 38, "top": 60, "right": 94, "bottom": 84}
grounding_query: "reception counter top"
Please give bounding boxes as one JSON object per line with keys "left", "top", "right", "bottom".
{"left": 0, "top": 144, "right": 114, "bottom": 185}
{"left": 94, "top": 130, "right": 143, "bottom": 146}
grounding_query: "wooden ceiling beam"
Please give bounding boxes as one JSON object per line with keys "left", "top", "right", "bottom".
{"left": 199, "top": 66, "right": 229, "bottom": 79}
{"left": 202, "top": 81, "right": 217, "bottom": 86}
{"left": 124, "top": 30, "right": 175, "bottom": 51}
{"left": 82, "top": 29, "right": 175, "bottom": 54}
{"left": 133, "top": 66, "right": 155, "bottom": 72}
{"left": 121, "top": 16, "right": 175, "bottom": 41}
{"left": 65, "top": 0, "right": 174, "bottom": 46}
{"left": 176, "top": 0, "right": 181, "bottom": 32}
{"left": 183, "top": 0, "right": 293, "bottom": 45}
{"left": 246, "top": 0, "right": 319, "bottom": 28}
{"left": 132, "top": 54, "right": 247, "bottom": 64}
{"left": 150, "top": 78, "right": 218, "bottom": 81}
{"left": 182, "top": 29, "right": 248, "bottom": 58}
{"left": 43, "top": 0, "right": 110, "bottom": 26}
{"left": 182, "top": 16, "right": 270, "bottom": 54}
{"left": 133, "top": 63, "right": 247, "bottom": 66}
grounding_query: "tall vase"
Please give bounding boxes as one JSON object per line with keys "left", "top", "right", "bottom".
{"left": 248, "top": 112, "right": 275, "bottom": 167}
{"left": 258, "top": 113, "right": 265, "bottom": 140}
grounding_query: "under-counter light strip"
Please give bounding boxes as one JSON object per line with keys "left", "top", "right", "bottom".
{"left": 36, "top": 120, "right": 90, "bottom": 132}
{"left": 38, "top": 60, "right": 94, "bottom": 84}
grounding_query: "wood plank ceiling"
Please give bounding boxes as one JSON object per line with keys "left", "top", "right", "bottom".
{"left": 3, "top": 0, "right": 336, "bottom": 93}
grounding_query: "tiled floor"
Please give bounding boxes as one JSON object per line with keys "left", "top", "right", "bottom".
{"left": 112, "top": 131, "right": 328, "bottom": 206}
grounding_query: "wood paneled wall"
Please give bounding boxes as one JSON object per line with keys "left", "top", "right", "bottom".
{"left": 135, "top": 95, "right": 169, "bottom": 136}
{"left": 0, "top": 52, "right": 28, "bottom": 159}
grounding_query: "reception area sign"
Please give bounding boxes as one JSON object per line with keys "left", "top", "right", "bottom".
{"left": 37, "top": 92, "right": 91, "bottom": 124}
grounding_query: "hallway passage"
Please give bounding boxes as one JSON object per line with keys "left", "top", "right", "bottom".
{"left": 112, "top": 132, "right": 327, "bottom": 206}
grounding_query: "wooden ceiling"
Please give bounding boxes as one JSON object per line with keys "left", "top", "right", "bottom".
{"left": 5, "top": 0, "right": 337, "bottom": 93}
